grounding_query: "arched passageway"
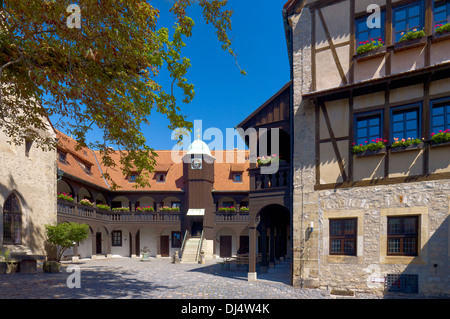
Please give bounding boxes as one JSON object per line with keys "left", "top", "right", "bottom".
{"left": 256, "top": 204, "right": 290, "bottom": 274}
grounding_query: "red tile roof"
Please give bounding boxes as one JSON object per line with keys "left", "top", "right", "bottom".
{"left": 56, "top": 130, "right": 250, "bottom": 192}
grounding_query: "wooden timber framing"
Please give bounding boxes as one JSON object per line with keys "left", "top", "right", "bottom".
{"left": 311, "top": 8, "right": 317, "bottom": 92}
{"left": 237, "top": 81, "right": 291, "bottom": 131}
{"left": 349, "top": 0, "right": 355, "bottom": 84}
{"left": 313, "top": 63, "right": 450, "bottom": 190}
{"left": 317, "top": 8, "right": 348, "bottom": 85}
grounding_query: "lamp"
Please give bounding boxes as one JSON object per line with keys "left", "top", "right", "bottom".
{"left": 57, "top": 168, "right": 64, "bottom": 181}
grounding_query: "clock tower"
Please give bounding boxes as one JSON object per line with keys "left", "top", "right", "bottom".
{"left": 182, "top": 138, "right": 215, "bottom": 259}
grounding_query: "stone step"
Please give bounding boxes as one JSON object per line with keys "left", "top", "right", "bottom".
{"left": 180, "top": 239, "right": 202, "bottom": 263}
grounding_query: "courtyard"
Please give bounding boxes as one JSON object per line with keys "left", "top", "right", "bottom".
{"left": 0, "top": 257, "right": 380, "bottom": 300}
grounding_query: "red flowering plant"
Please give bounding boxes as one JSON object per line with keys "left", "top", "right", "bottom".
{"left": 57, "top": 193, "right": 74, "bottom": 202}
{"left": 357, "top": 38, "right": 384, "bottom": 55}
{"left": 136, "top": 206, "right": 154, "bottom": 212}
{"left": 431, "top": 129, "right": 450, "bottom": 144}
{"left": 435, "top": 23, "right": 450, "bottom": 34}
{"left": 352, "top": 138, "right": 387, "bottom": 154}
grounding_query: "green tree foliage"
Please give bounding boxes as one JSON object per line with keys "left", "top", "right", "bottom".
{"left": 44, "top": 222, "right": 89, "bottom": 261}
{"left": 0, "top": 0, "right": 242, "bottom": 189}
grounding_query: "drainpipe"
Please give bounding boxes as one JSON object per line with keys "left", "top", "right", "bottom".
{"left": 282, "top": 7, "right": 295, "bottom": 286}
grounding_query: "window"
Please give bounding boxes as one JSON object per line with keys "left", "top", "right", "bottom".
{"left": 356, "top": 12, "right": 385, "bottom": 48}
{"left": 355, "top": 111, "right": 383, "bottom": 145}
{"left": 76, "top": 158, "right": 92, "bottom": 175}
{"left": 387, "top": 216, "right": 418, "bottom": 256}
{"left": 129, "top": 174, "right": 137, "bottom": 183}
{"left": 329, "top": 218, "right": 357, "bottom": 256}
{"left": 386, "top": 274, "right": 419, "bottom": 294}
{"left": 172, "top": 231, "right": 182, "bottom": 248}
{"left": 58, "top": 152, "right": 67, "bottom": 164}
{"left": 430, "top": 99, "right": 450, "bottom": 134}
{"left": 3, "top": 193, "right": 22, "bottom": 245}
{"left": 393, "top": 1, "right": 424, "bottom": 42}
{"left": 25, "top": 139, "right": 33, "bottom": 157}
{"left": 391, "top": 104, "right": 421, "bottom": 142}
{"left": 434, "top": 0, "right": 450, "bottom": 28}
{"left": 156, "top": 173, "right": 166, "bottom": 183}
{"left": 112, "top": 230, "right": 122, "bottom": 246}
{"left": 233, "top": 173, "right": 242, "bottom": 183}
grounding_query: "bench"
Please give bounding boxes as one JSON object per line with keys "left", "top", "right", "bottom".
{"left": 6, "top": 254, "right": 44, "bottom": 274}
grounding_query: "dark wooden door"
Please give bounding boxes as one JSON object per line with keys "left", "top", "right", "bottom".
{"left": 220, "top": 236, "right": 232, "bottom": 258}
{"left": 239, "top": 236, "right": 249, "bottom": 254}
{"left": 96, "top": 232, "right": 102, "bottom": 254}
{"left": 160, "top": 235, "right": 170, "bottom": 257}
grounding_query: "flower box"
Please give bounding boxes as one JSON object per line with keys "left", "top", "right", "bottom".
{"left": 430, "top": 130, "right": 450, "bottom": 145}
{"left": 218, "top": 206, "right": 236, "bottom": 213}
{"left": 391, "top": 142, "right": 424, "bottom": 153}
{"left": 57, "top": 193, "right": 74, "bottom": 202}
{"left": 355, "top": 45, "right": 386, "bottom": 62}
{"left": 257, "top": 154, "right": 283, "bottom": 166}
{"left": 390, "top": 138, "right": 424, "bottom": 153}
{"left": 352, "top": 138, "right": 387, "bottom": 157}
{"left": 159, "top": 206, "right": 179, "bottom": 212}
{"left": 356, "top": 39, "right": 385, "bottom": 59}
{"left": 394, "top": 30, "right": 426, "bottom": 52}
{"left": 435, "top": 23, "right": 450, "bottom": 35}
{"left": 136, "top": 206, "right": 154, "bottom": 212}
{"left": 431, "top": 140, "right": 450, "bottom": 148}
{"left": 96, "top": 204, "right": 110, "bottom": 211}
{"left": 112, "top": 207, "right": 130, "bottom": 212}
{"left": 356, "top": 147, "right": 386, "bottom": 158}
{"left": 79, "top": 199, "right": 94, "bottom": 207}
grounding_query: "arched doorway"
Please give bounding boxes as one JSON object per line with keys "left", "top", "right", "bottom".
{"left": 256, "top": 204, "right": 290, "bottom": 272}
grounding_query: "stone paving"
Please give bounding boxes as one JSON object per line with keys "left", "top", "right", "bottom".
{"left": 0, "top": 257, "right": 380, "bottom": 299}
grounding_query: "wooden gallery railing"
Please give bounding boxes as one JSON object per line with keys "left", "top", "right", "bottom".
{"left": 57, "top": 200, "right": 180, "bottom": 223}
{"left": 249, "top": 162, "right": 290, "bottom": 191}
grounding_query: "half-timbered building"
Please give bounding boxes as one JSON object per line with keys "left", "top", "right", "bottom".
{"left": 283, "top": 0, "right": 450, "bottom": 296}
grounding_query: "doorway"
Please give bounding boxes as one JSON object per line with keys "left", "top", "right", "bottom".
{"left": 160, "top": 235, "right": 170, "bottom": 257}
{"left": 191, "top": 221, "right": 203, "bottom": 237}
{"left": 220, "top": 236, "right": 232, "bottom": 258}
{"left": 96, "top": 232, "right": 102, "bottom": 254}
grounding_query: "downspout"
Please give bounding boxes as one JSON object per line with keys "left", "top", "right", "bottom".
{"left": 282, "top": 7, "right": 295, "bottom": 286}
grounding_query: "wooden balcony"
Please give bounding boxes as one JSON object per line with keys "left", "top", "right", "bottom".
{"left": 249, "top": 162, "right": 290, "bottom": 191}
{"left": 214, "top": 212, "right": 249, "bottom": 223}
{"left": 57, "top": 199, "right": 180, "bottom": 224}
{"left": 248, "top": 162, "right": 291, "bottom": 212}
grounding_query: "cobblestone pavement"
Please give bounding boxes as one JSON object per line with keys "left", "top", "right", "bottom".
{"left": 0, "top": 257, "right": 380, "bottom": 299}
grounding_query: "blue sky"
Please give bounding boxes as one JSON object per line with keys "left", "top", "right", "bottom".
{"left": 58, "top": 0, "right": 290, "bottom": 150}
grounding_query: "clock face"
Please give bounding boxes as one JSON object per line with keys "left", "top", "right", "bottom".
{"left": 191, "top": 158, "right": 202, "bottom": 170}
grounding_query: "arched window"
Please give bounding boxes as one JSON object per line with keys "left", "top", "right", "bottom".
{"left": 3, "top": 193, "right": 22, "bottom": 245}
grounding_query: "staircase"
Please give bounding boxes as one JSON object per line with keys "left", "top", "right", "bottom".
{"left": 181, "top": 238, "right": 201, "bottom": 263}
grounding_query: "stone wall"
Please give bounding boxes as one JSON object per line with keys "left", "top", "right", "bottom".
{"left": 289, "top": 8, "right": 322, "bottom": 289}
{"left": 0, "top": 124, "right": 57, "bottom": 256}
{"left": 318, "top": 181, "right": 449, "bottom": 296}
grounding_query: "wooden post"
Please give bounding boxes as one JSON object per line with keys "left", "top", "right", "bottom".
{"left": 248, "top": 225, "right": 257, "bottom": 282}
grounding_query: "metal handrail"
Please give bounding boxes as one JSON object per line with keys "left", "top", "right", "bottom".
{"left": 195, "top": 230, "right": 204, "bottom": 263}
{"left": 180, "top": 230, "right": 188, "bottom": 258}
